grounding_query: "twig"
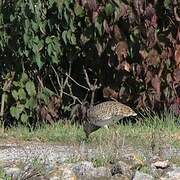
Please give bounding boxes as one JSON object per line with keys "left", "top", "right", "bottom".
{"left": 55, "top": 65, "right": 90, "bottom": 91}
{"left": 83, "top": 67, "right": 92, "bottom": 89}
{"left": 50, "top": 65, "right": 82, "bottom": 104}
{"left": 62, "top": 92, "right": 82, "bottom": 104}
{"left": 51, "top": 65, "right": 62, "bottom": 94}
{"left": 83, "top": 67, "right": 101, "bottom": 106}
{"left": 48, "top": 75, "right": 59, "bottom": 95}
{"left": 64, "top": 72, "right": 90, "bottom": 91}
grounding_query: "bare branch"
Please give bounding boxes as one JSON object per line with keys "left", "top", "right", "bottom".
{"left": 63, "top": 62, "right": 72, "bottom": 87}
{"left": 50, "top": 64, "right": 83, "bottom": 105}
{"left": 83, "top": 67, "right": 92, "bottom": 89}
{"left": 64, "top": 72, "right": 90, "bottom": 91}
{"left": 83, "top": 67, "right": 101, "bottom": 106}
{"left": 51, "top": 65, "right": 62, "bottom": 93}
{"left": 63, "top": 91, "right": 82, "bottom": 104}
{"left": 49, "top": 75, "right": 59, "bottom": 95}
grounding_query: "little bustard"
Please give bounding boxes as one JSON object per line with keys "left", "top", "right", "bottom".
{"left": 83, "top": 101, "right": 137, "bottom": 138}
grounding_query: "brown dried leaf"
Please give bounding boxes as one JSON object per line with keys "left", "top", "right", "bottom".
{"left": 146, "top": 71, "right": 153, "bottom": 83}
{"left": 120, "top": 61, "right": 131, "bottom": 72}
{"left": 175, "top": 44, "right": 180, "bottom": 67}
{"left": 176, "top": 27, "right": 180, "bottom": 41}
{"left": 146, "top": 27, "right": 157, "bottom": 48}
{"left": 170, "top": 101, "right": 180, "bottom": 115}
{"left": 144, "top": 4, "right": 156, "bottom": 19}
{"left": 37, "top": 95, "right": 62, "bottom": 124}
{"left": 133, "top": 0, "right": 144, "bottom": 16}
{"left": 136, "top": 64, "right": 142, "bottom": 76}
{"left": 151, "top": 15, "right": 157, "bottom": 29}
{"left": 160, "top": 48, "right": 173, "bottom": 66}
{"left": 173, "top": 68, "right": 180, "bottom": 83}
{"left": 151, "top": 75, "right": 161, "bottom": 95}
{"left": 139, "top": 50, "right": 148, "bottom": 59}
{"left": 81, "top": 0, "right": 97, "bottom": 11}
{"left": 103, "top": 87, "right": 118, "bottom": 100}
{"left": 147, "top": 49, "right": 159, "bottom": 65}
{"left": 36, "top": 105, "right": 54, "bottom": 124}
{"left": 115, "top": 41, "right": 129, "bottom": 61}
{"left": 103, "top": 19, "right": 111, "bottom": 34}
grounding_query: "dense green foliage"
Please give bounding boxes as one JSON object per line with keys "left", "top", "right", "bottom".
{"left": 0, "top": 0, "right": 179, "bottom": 126}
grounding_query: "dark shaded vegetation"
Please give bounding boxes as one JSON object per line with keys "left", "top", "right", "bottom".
{"left": 0, "top": 0, "right": 179, "bottom": 128}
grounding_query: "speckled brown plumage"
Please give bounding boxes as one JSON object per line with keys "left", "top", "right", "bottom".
{"left": 83, "top": 101, "right": 137, "bottom": 138}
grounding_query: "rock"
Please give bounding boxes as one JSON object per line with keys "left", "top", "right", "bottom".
{"left": 111, "top": 161, "right": 133, "bottom": 178}
{"left": 152, "top": 160, "right": 169, "bottom": 169}
{"left": 122, "top": 153, "right": 145, "bottom": 170}
{"left": 133, "top": 171, "right": 154, "bottom": 180}
{"left": 111, "top": 174, "right": 130, "bottom": 180}
{"left": 73, "top": 161, "right": 111, "bottom": 179}
{"left": 161, "top": 167, "right": 180, "bottom": 180}
{"left": 90, "top": 166, "right": 111, "bottom": 177}
{"left": 72, "top": 161, "right": 94, "bottom": 176}
{"left": 48, "top": 165, "right": 76, "bottom": 180}
{"left": 4, "top": 167, "right": 21, "bottom": 178}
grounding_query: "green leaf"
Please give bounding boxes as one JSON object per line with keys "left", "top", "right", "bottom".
{"left": 10, "top": 105, "right": 24, "bottom": 120}
{"left": 38, "top": 93, "right": 49, "bottom": 104}
{"left": 12, "top": 90, "right": 19, "bottom": 100}
{"left": 74, "top": 3, "right": 85, "bottom": 17}
{"left": 38, "top": 87, "right": 54, "bottom": 104}
{"left": 62, "top": 30, "right": 67, "bottom": 44}
{"left": 95, "top": 21, "right": 103, "bottom": 36}
{"left": 25, "top": 97, "right": 37, "bottom": 109}
{"left": 32, "top": 21, "right": 39, "bottom": 32}
{"left": 42, "top": 87, "right": 54, "bottom": 96}
{"left": 18, "top": 88, "right": 26, "bottom": 100}
{"left": 70, "top": 33, "right": 76, "bottom": 45}
{"left": 34, "top": 53, "right": 44, "bottom": 69}
{"left": 13, "top": 81, "right": 18, "bottom": 87}
{"left": 105, "top": 3, "right": 114, "bottom": 16}
{"left": 25, "top": 81, "right": 36, "bottom": 96}
{"left": 47, "top": 44, "right": 52, "bottom": 56}
{"left": 38, "top": 39, "right": 44, "bottom": 51}
{"left": 23, "top": 34, "right": 29, "bottom": 45}
{"left": 21, "top": 113, "right": 29, "bottom": 123}
{"left": 67, "top": 30, "right": 72, "bottom": 41}
{"left": 21, "top": 73, "right": 28, "bottom": 82}
{"left": 45, "top": 37, "right": 52, "bottom": 44}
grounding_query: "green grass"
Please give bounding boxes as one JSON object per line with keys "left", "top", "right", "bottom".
{"left": 0, "top": 112, "right": 179, "bottom": 147}
{"left": 0, "top": 169, "right": 11, "bottom": 180}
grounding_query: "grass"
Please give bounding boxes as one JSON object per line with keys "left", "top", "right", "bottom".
{"left": 0, "top": 112, "right": 179, "bottom": 146}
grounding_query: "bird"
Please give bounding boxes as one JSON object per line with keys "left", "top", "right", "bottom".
{"left": 83, "top": 101, "right": 137, "bottom": 138}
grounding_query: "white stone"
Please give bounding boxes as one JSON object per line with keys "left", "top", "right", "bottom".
{"left": 133, "top": 171, "right": 154, "bottom": 180}
{"left": 152, "top": 160, "right": 169, "bottom": 169}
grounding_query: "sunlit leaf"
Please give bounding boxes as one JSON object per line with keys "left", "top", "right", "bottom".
{"left": 12, "top": 90, "right": 19, "bottom": 100}
{"left": 10, "top": 104, "right": 24, "bottom": 120}
{"left": 21, "top": 113, "right": 29, "bottom": 123}
{"left": 105, "top": 3, "right": 115, "bottom": 16}
{"left": 74, "top": 4, "right": 85, "bottom": 17}
{"left": 25, "top": 97, "right": 37, "bottom": 109}
{"left": 18, "top": 88, "right": 26, "bottom": 100}
{"left": 25, "top": 81, "right": 36, "bottom": 96}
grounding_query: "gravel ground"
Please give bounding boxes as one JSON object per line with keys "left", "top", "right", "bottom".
{"left": 0, "top": 141, "right": 179, "bottom": 179}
